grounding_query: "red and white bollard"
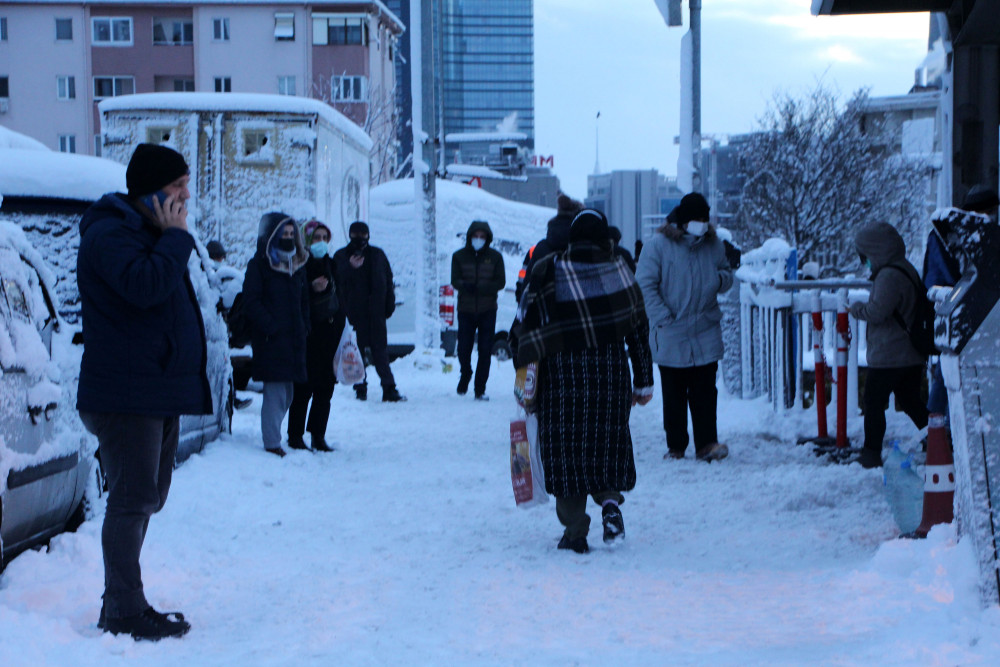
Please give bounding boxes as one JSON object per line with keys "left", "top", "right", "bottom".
{"left": 835, "top": 289, "right": 851, "bottom": 450}
{"left": 811, "top": 291, "right": 831, "bottom": 443}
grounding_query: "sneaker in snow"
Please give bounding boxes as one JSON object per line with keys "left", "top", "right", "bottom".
{"left": 695, "top": 443, "right": 728, "bottom": 462}
{"left": 104, "top": 607, "right": 190, "bottom": 641}
{"left": 602, "top": 503, "right": 625, "bottom": 544}
{"left": 265, "top": 447, "right": 287, "bottom": 458}
{"left": 474, "top": 393, "right": 489, "bottom": 401}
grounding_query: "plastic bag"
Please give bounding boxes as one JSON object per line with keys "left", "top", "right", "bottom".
{"left": 883, "top": 441, "right": 924, "bottom": 534}
{"left": 513, "top": 363, "right": 538, "bottom": 413}
{"left": 333, "top": 323, "right": 366, "bottom": 386}
{"left": 510, "top": 412, "right": 547, "bottom": 508}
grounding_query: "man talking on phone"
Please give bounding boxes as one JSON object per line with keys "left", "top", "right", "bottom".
{"left": 77, "top": 143, "right": 211, "bottom": 641}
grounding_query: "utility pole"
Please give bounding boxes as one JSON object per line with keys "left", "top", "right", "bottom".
{"left": 655, "top": 0, "right": 701, "bottom": 193}
{"left": 410, "top": 0, "right": 438, "bottom": 352}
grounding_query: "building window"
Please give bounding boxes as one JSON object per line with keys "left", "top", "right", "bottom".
{"left": 57, "top": 76, "right": 76, "bottom": 100}
{"left": 58, "top": 134, "right": 76, "bottom": 153}
{"left": 214, "top": 77, "right": 231, "bottom": 93}
{"left": 274, "top": 13, "right": 294, "bottom": 41}
{"left": 55, "top": 18, "right": 73, "bottom": 41}
{"left": 92, "top": 17, "right": 132, "bottom": 46}
{"left": 0, "top": 17, "right": 7, "bottom": 41}
{"left": 332, "top": 75, "right": 366, "bottom": 102}
{"left": 243, "top": 130, "right": 269, "bottom": 156}
{"left": 174, "top": 79, "right": 194, "bottom": 92}
{"left": 312, "top": 16, "right": 367, "bottom": 46}
{"left": 278, "top": 76, "right": 295, "bottom": 96}
{"left": 153, "top": 18, "right": 193, "bottom": 45}
{"left": 213, "top": 18, "right": 230, "bottom": 41}
{"left": 0, "top": 76, "right": 9, "bottom": 98}
{"left": 94, "top": 134, "right": 102, "bottom": 157}
{"left": 93, "top": 75, "right": 134, "bottom": 99}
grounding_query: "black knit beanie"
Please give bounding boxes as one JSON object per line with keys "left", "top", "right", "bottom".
{"left": 675, "top": 192, "right": 710, "bottom": 225}
{"left": 962, "top": 185, "right": 1000, "bottom": 214}
{"left": 557, "top": 194, "right": 584, "bottom": 216}
{"left": 570, "top": 209, "right": 609, "bottom": 244}
{"left": 126, "top": 143, "right": 189, "bottom": 197}
{"left": 349, "top": 221, "right": 370, "bottom": 237}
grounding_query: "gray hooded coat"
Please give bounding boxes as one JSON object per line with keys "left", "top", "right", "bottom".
{"left": 635, "top": 223, "right": 734, "bottom": 368}
{"left": 849, "top": 222, "right": 925, "bottom": 368}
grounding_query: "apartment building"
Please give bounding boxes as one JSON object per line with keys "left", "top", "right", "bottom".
{"left": 0, "top": 1, "right": 402, "bottom": 179}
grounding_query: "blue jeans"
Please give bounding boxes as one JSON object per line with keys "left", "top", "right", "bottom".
{"left": 80, "top": 411, "right": 178, "bottom": 619}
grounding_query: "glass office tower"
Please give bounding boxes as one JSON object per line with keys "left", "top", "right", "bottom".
{"left": 440, "top": 0, "right": 534, "bottom": 164}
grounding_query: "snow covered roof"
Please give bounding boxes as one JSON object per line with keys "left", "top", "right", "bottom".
{"left": 0, "top": 126, "right": 48, "bottom": 151}
{"left": 100, "top": 92, "right": 373, "bottom": 152}
{"left": 444, "top": 132, "right": 529, "bottom": 144}
{"left": 0, "top": 149, "right": 126, "bottom": 202}
{"left": 862, "top": 91, "right": 941, "bottom": 113}
{"left": 445, "top": 164, "right": 528, "bottom": 183}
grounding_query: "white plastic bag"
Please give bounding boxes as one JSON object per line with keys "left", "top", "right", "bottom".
{"left": 510, "top": 411, "right": 548, "bottom": 508}
{"left": 333, "top": 323, "right": 366, "bottom": 386}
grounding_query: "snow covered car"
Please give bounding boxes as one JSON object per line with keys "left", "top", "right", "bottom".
{"left": 0, "top": 222, "right": 94, "bottom": 569}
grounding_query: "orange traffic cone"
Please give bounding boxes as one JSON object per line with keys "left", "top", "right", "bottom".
{"left": 903, "top": 413, "right": 954, "bottom": 539}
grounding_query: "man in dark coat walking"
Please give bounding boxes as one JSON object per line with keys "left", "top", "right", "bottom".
{"left": 77, "top": 143, "right": 208, "bottom": 640}
{"left": 242, "top": 212, "right": 311, "bottom": 456}
{"left": 451, "top": 220, "right": 505, "bottom": 399}
{"left": 514, "top": 194, "right": 584, "bottom": 303}
{"left": 332, "top": 221, "right": 405, "bottom": 402}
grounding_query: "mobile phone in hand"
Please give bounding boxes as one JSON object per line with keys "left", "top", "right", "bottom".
{"left": 140, "top": 190, "right": 170, "bottom": 212}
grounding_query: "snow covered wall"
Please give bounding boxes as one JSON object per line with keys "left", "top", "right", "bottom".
{"left": 370, "top": 179, "right": 554, "bottom": 348}
{"left": 99, "top": 93, "right": 372, "bottom": 270}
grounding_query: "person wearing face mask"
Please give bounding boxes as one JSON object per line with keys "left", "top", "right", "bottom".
{"left": 286, "top": 220, "right": 343, "bottom": 451}
{"left": 332, "top": 221, "right": 405, "bottom": 402}
{"left": 636, "top": 192, "right": 734, "bottom": 463}
{"left": 850, "top": 222, "right": 929, "bottom": 469}
{"left": 242, "top": 212, "right": 311, "bottom": 456}
{"left": 451, "top": 220, "right": 506, "bottom": 399}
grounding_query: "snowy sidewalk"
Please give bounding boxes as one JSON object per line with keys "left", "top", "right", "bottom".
{"left": 2, "top": 359, "right": 1000, "bottom": 665}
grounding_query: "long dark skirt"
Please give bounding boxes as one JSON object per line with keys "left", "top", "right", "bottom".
{"left": 538, "top": 343, "right": 636, "bottom": 497}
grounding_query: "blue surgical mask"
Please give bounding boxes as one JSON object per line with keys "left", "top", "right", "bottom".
{"left": 471, "top": 237, "right": 486, "bottom": 251}
{"left": 310, "top": 241, "right": 329, "bottom": 258}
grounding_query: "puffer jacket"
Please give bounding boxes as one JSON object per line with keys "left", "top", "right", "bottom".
{"left": 849, "top": 221, "right": 925, "bottom": 368}
{"left": 451, "top": 220, "right": 506, "bottom": 314}
{"left": 635, "top": 223, "right": 734, "bottom": 368}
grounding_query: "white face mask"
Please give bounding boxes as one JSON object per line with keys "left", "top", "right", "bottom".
{"left": 686, "top": 221, "right": 708, "bottom": 237}
{"left": 471, "top": 237, "right": 486, "bottom": 251}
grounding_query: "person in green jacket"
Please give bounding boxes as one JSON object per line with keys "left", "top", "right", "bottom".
{"left": 451, "top": 220, "right": 506, "bottom": 399}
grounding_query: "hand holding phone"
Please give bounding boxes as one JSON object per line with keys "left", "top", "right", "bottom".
{"left": 145, "top": 190, "right": 188, "bottom": 231}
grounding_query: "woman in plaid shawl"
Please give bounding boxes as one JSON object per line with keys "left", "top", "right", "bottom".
{"left": 515, "top": 209, "right": 655, "bottom": 554}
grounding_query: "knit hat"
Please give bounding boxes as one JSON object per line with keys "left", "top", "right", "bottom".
{"left": 349, "top": 221, "right": 370, "bottom": 237}
{"left": 206, "top": 240, "right": 226, "bottom": 261}
{"left": 126, "top": 143, "right": 189, "bottom": 197}
{"left": 675, "top": 192, "right": 710, "bottom": 225}
{"left": 570, "top": 209, "right": 609, "bottom": 244}
{"left": 557, "top": 193, "right": 584, "bottom": 216}
{"left": 962, "top": 185, "right": 999, "bottom": 214}
{"left": 301, "top": 219, "right": 332, "bottom": 246}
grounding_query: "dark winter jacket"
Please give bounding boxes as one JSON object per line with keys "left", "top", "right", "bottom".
{"left": 635, "top": 223, "right": 734, "bottom": 368}
{"left": 514, "top": 211, "right": 575, "bottom": 303}
{"left": 332, "top": 242, "right": 395, "bottom": 341}
{"left": 849, "top": 222, "right": 925, "bottom": 368}
{"left": 922, "top": 221, "right": 962, "bottom": 291}
{"left": 243, "top": 213, "right": 311, "bottom": 383}
{"left": 451, "top": 221, "right": 506, "bottom": 314}
{"left": 76, "top": 193, "right": 211, "bottom": 416}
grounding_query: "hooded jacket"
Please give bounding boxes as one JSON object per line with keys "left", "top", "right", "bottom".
{"left": 514, "top": 197, "right": 582, "bottom": 302}
{"left": 242, "top": 212, "right": 310, "bottom": 383}
{"left": 76, "top": 193, "right": 211, "bottom": 416}
{"left": 451, "top": 220, "right": 506, "bottom": 314}
{"left": 849, "top": 222, "right": 925, "bottom": 368}
{"left": 635, "top": 222, "right": 734, "bottom": 368}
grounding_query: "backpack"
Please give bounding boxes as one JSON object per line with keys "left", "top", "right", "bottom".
{"left": 883, "top": 264, "right": 937, "bottom": 358}
{"left": 226, "top": 291, "right": 253, "bottom": 348}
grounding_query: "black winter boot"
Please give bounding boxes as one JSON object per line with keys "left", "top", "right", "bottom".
{"left": 602, "top": 503, "right": 625, "bottom": 544}
{"left": 382, "top": 387, "right": 407, "bottom": 402}
{"left": 557, "top": 534, "right": 589, "bottom": 554}
{"left": 287, "top": 435, "right": 309, "bottom": 450}
{"left": 104, "top": 607, "right": 191, "bottom": 641}
{"left": 457, "top": 373, "right": 471, "bottom": 395}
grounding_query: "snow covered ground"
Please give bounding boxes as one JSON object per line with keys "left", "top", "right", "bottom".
{"left": 3, "top": 358, "right": 1000, "bottom": 665}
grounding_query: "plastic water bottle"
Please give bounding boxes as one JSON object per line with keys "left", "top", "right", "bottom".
{"left": 882, "top": 440, "right": 924, "bottom": 534}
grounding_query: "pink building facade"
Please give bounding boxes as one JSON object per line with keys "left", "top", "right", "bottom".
{"left": 0, "top": 1, "right": 402, "bottom": 180}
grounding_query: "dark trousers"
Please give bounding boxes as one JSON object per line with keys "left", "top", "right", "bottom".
{"left": 556, "top": 491, "right": 625, "bottom": 540}
{"left": 863, "top": 365, "right": 929, "bottom": 452}
{"left": 354, "top": 323, "right": 395, "bottom": 390}
{"left": 658, "top": 363, "right": 719, "bottom": 455}
{"left": 289, "top": 379, "right": 335, "bottom": 439}
{"left": 80, "top": 411, "right": 178, "bottom": 619}
{"left": 457, "top": 309, "right": 497, "bottom": 395}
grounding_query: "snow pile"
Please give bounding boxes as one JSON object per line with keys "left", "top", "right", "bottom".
{"left": 0, "top": 149, "right": 126, "bottom": 201}
{"left": 0, "top": 125, "right": 48, "bottom": 151}
{"left": 2, "top": 360, "right": 1000, "bottom": 663}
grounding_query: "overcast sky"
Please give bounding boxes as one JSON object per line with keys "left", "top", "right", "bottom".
{"left": 533, "top": 0, "right": 932, "bottom": 199}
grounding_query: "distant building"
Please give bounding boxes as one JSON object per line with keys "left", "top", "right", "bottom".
{"left": 443, "top": 131, "right": 559, "bottom": 208}
{"left": 0, "top": 1, "right": 402, "bottom": 181}
{"left": 585, "top": 169, "right": 683, "bottom": 255}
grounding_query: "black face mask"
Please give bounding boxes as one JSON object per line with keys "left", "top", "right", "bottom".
{"left": 350, "top": 237, "right": 368, "bottom": 251}
{"left": 277, "top": 237, "right": 296, "bottom": 252}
